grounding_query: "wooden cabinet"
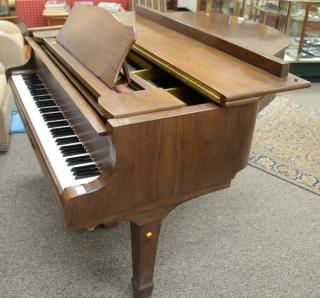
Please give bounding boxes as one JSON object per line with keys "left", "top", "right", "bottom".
{"left": 43, "top": 11, "right": 69, "bottom": 26}
{"left": 0, "top": 11, "right": 17, "bottom": 23}
{"left": 46, "top": 15, "right": 68, "bottom": 26}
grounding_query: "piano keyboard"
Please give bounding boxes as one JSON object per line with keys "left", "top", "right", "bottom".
{"left": 12, "top": 73, "right": 101, "bottom": 190}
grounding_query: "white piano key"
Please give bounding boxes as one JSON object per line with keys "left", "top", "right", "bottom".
{"left": 12, "top": 74, "right": 100, "bottom": 191}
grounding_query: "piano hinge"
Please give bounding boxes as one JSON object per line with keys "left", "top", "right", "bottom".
{"left": 131, "top": 44, "right": 225, "bottom": 106}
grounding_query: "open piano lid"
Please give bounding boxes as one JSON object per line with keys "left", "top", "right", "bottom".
{"left": 32, "top": 5, "right": 309, "bottom": 108}
{"left": 116, "top": 6, "right": 310, "bottom": 106}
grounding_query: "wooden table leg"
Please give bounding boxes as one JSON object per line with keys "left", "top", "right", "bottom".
{"left": 284, "top": 1, "right": 292, "bottom": 34}
{"left": 297, "top": 3, "right": 311, "bottom": 59}
{"left": 130, "top": 221, "right": 162, "bottom": 298}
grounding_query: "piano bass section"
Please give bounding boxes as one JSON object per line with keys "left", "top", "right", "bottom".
{"left": 7, "top": 4, "right": 310, "bottom": 298}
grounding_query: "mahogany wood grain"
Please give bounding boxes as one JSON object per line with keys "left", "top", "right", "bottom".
{"left": 60, "top": 99, "right": 259, "bottom": 229}
{"left": 43, "top": 37, "right": 113, "bottom": 98}
{"left": 9, "top": 11, "right": 311, "bottom": 298}
{"left": 41, "top": 45, "right": 107, "bottom": 121}
{"left": 116, "top": 13, "right": 310, "bottom": 103}
{"left": 98, "top": 88, "right": 185, "bottom": 118}
{"left": 134, "top": 6, "right": 290, "bottom": 77}
{"left": 56, "top": 4, "right": 136, "bottom": 88}
{"left": 131, "top": 221, "right": 161, "bottom": 298}
{"left": 47, "top": 16, "right": 67, "bottom": 26}
{"left": 159, "top": 10, "right": 290, "bottom": 57}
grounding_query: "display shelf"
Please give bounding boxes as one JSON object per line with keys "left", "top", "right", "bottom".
{"left": 209, "top": 0, "right": 320, "bottom": 67}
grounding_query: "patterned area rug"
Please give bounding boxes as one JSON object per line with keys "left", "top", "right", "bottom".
{"left": 249, "top": 95, "right": 320, "bottom": 195}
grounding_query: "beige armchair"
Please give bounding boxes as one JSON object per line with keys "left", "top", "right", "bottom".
{"left": 0, "top": 21, "right": 25, "bottom": 152}
{"left": 0, "top": 63, "right": 13, "bottom": 152}
{"left": 0, "top": 21, "right": 25, "bottom": 69}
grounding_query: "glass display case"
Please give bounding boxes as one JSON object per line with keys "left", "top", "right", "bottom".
{"left": 199, "top": 0, "right": 320, "bottom": 64}
{"left": 253, "top": 0, "right": 320, "bottom": 62}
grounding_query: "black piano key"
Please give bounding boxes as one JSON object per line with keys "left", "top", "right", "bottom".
{"left": 74, "top": 171, "right": 101, "bottom": 180}
{"left": 34, "top": 95, "right": 52, "bottom": 101}
{"left": 29, "top": 87, "right": 47, "bottom": 92}
{"left": 56, "top": 136, "right": 79, "bottom": 145}
{"left": 27, "top": 84, "right": 45, "bottom": 90}
{"left": 36, "top": 100, "right": 56, "bottom": 108}
{"left": 60, "top": 143, "right": 85, "bottom": 151}
{"left": 39, "top": 107, "right": 59, "bottom": 113}
{"left": 61, "top": 148, "right": 87, "bottom": 157}
{"left": 24, "top": 80, "right": 42, "bottom": 86}
{"left": 71, "top": 164, "right": 98, "bottom": 173}
{"left": 22, "top": 73, "right": 38, "bottom": 79}
{"left": 23, "top": 78, "right": 40, "bottom": 83}
{"left": 23, "top": 77, "right": 41, "bottom": 83}
{"left": 27, "top": 82, "right": 44, "bottom": 87}
{"left": 66, "top": 155, "right": 92, "bottom": 166}
{"left": 23, "top": 74, "right": 39, "bottom": 78}
{"left": 43, "top": 113, "right": 64, "bottom": 122}
{"left": 33, "top": 95, "right": 52, "bottom": 102}
{"left": 47, "top": 120, "right": 69, "bottom": 128}
{"left": 60, "top": 144, "right": 86, "bottom": 155}
{"left": 22, "top": 76, "right": 37, "bottom": 80}
{"left": 61, "top": 149, "right": 86, "bottom": 157}
{"left": 30, "top": 89, "right": 49, "bottom": 96}
{"left": 51, "top": 127, "right": 74, "bottom": 138}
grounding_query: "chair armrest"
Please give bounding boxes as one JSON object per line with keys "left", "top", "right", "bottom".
{"left": 0, "top": 32, "right": 25, "bottom": 69}
{"left": 0, "top": 20, "right": 22, "bottom": 35}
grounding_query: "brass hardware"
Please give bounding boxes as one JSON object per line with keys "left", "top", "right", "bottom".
{"left": 87, "top": 225, "right": 96, "bottom": 231}
{"left": 131, "top": 44, "right": 224, "bottom": 106}
{"left": 127, "top": 51, "right": 153, "bottom": 70}
{"left": 131, "top": 68, "right": 166, "bottom": 81}
{"left": 146, "top": 232, "right": 153, "bottom": 238}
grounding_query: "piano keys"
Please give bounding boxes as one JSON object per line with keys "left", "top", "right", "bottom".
{"left": 12, "top": 73, "right": 101, "bottom": 189}
{"left": 7, "top": 4, "right": 310, "bottom": 298}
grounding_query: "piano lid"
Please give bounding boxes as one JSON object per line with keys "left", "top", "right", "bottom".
{"left": 116, "top": 8, "right": 309, "bottom": 105}
{"left": 56, "top": 4, "right": 136, "bottom": 89}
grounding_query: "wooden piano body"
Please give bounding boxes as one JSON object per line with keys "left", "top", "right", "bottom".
{"left": 7, "top": 5, "right": 310, "bottom": 298}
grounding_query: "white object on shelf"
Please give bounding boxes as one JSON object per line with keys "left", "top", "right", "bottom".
{"left": 97, "top": 2, "right": 121, "bottom": 12}
{"left": 177, "top": 0, "right": 197, "bottom": 11}
{"left": 45, "top": 0, "right": 68, "bottom": 10}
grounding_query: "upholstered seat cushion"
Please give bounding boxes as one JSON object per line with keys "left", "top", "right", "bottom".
{"left": 0, "top": 21, "right": 24, "bottom": 51}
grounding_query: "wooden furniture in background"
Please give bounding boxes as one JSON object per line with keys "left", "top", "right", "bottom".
{"left": 43, "top": 11, "right": 69, "bottom": 26}
{"left": 43, "top": 4, "right": 127, "bottom": 26}
{"left": 130, "top": 0, "right": 169, "bottom": 11}
{"left": 15, "top": 0, "right": 128, "bottom": 27}
{"left": 129, "top": 0, "right": 202, "bottom": 11}
{"left": 0, "top": 10, "right": 17, "bottom": 23}
{"left": 7, "top": 5, "right": 310, "bottom": 298}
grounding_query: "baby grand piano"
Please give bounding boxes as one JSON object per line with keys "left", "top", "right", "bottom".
{"left": 7, "top": 5, "right": 310, "bottom": 298}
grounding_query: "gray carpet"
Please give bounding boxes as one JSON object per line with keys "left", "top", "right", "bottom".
{"left": 1, "top": 134, "right": 320, "bottom": 298}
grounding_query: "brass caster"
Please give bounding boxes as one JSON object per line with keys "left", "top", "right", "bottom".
{"left": 86, "top": 225, "right": 97, "bottom": 232}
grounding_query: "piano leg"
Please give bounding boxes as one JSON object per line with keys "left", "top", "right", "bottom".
{"left": 130, "top": 221, "right": 162, "bottom": 298}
